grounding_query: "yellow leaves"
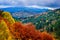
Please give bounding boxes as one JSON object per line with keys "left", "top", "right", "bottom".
{"left": 8, "top": 36, "right": 13, "bottom": 40}
{"left": 1, "top": 12, "right": 15, "bottom": 24}
{"left": 0, "top": 31, "right": 4, "bottom": 35}
{"left": 0, "top": 12, "right": 16, "bottom": 40}
{"left": 0, "top": 20, "right": 7, "bottom": 30}
{"left": 0, "top": 20, "right": 13, "bottom": 40}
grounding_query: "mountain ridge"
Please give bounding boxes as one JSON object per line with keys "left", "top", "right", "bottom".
{"left": 0, "top": 7, "right": 51, "bottom": 13}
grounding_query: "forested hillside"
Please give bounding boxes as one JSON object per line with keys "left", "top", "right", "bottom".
{"left": 0, "top": 10, "right": 55, "bottom": 40}
{"left": 14, "top": 9, "right": 60, "bottom": 40}
{"left": 21, "top": 9, "right": 60, "bottom": 32}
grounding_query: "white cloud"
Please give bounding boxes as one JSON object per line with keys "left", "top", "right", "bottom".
{"left": 0, "top": 0, "right": 60, "bottom": 8}
{"left": 25, "top": 5, "right": 56, "bottom": 10}
{"left": 0, "top": 0, "right": 55, "bottom": 5}
{"left": 0, "top": 5, "right": 15, "bottom": 8}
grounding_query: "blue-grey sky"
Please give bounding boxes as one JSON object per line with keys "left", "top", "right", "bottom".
{"left": 0, "top": 0, "right": 60, "bottom": 8}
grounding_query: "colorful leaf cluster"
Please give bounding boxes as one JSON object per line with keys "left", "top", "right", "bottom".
{"left": 0, "top": 11, "right": 55, "bottom": 40}
{"left": 10, "top": 22, "right": 55, "bottom": 40}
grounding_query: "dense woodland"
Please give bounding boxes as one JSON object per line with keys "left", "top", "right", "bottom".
{"left": 0, "top": 9, "right": 60, "bottom": 40}
{"left": 14, "top": 9, "right": 60, "bottom": 40}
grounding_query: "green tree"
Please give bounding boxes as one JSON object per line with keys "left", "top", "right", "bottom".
{"left": 54, "top": 19, "right": 60, "bottom": 39}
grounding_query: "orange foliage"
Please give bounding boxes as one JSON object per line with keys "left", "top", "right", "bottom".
{"left": 0, "top": 16, "right": 55, "bottom": 40}
{"left": 10, "top": 22, "right": 55, "bottom": 40}
{"left": 0, "top": 16, "right": 3, "bottom": 20}
{"left": 42, "top": 32, "right": 55, "bottom": 40}
{"left": 0, "top": 12, "right": 55, "bottom": 40}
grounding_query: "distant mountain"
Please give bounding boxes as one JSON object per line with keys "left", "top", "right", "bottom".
{"left": 0, "top": 6, "right": 52, "bottom": 18}
{"left": 0, "top": 7, "right": 50, "bottom": 13}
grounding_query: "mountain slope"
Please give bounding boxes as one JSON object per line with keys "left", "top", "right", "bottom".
{"left": 19, "top": 9, "right": 60, "bottom": 30}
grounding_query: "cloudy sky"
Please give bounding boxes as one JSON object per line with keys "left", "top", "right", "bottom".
{"left": 0, "top": 0, "right": 60, "bottom": 8}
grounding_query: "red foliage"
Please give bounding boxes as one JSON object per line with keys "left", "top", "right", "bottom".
{"left": 10, "top": 22, "right": 55, "bottom": 40}
{"left": 0, "top": 16, "right": 3, "bottom": 20}
{"left": 0, "top": 14, "right": 55, "bottom": 40}
{"left": 0, "top": 16, "right": 55, "bottom": 40}
{"left": 42, "top": 32, "right": 55, "bottom": 40}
